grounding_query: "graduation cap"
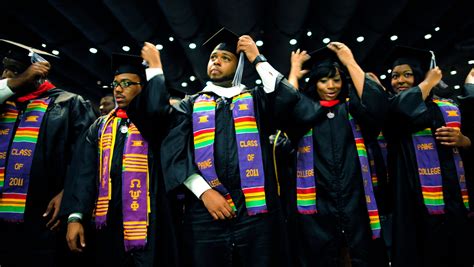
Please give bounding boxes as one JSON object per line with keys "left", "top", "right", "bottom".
{"left": 202, "top": 27, "right": 245, "bottom": 87}
{"left": 388, "top": 45, "right": 434, "bottom": 74}
{"left": 303, "top": 46, "right": 342, "bottom": 71}
{"left": 203, "top": 27, "right": 240, "bottom": 56}
{"left": 111, "top": 53, "right": 145, "bottom": 80}
{"left": 0, "top": 39, "right": 58, "bottom": 73}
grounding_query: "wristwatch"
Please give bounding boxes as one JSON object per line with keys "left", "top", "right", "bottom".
{"left": 252, "top": 54, "right": 267, "bottom": 67}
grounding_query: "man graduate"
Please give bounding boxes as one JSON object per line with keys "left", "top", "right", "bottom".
{"left": 127, "top": 28, "right": 322, "bottom": 267}
{"left": 63, "top": 43, "right": 179, "bottom": 267}
{"left": 0, "top": 39, "right": 96, "bottom": 266}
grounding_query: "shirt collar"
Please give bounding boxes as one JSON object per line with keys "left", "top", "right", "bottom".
{"left": 201, "top": 83, "right": 246, "bottom": 98}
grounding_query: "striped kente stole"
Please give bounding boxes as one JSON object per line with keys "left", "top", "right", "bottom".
{"left": 412, "top": 99, "right": 470, "bottom": 214}
{"left": 193, "top": 92, "right": 267, "bottom": 215}
{"left": 296, "top": 110, "right": 381, "bottom": 239}
{"left": 96, "top": 110, "right": 150, "bottom": 251}
{"left": 0, "top": 98, "right": 51, "bottom": 221}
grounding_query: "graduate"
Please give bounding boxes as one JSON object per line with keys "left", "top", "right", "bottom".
{"left": 286, "top": 43, "right": 389, "bottom": 266}
{"left": 0, "top": 39, "right": 96, "bottom": 266}
{"left": 384, "top": 46, "right": 473, "bottom": 267}
{"left": 62, "top": 43, "right": 179, "bottom": 267}
{"left": 127, "top": 28, "right": 323, "bottom": 267}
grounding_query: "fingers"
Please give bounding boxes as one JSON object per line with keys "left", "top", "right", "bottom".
{"left": 79, "top": 231, "right": 86, "bottom": 249}
{"left": 43, "top": 200, "right": 53, "bottom": 218}
{"left": 46, "top": 205, "right": 60, "bottom": 228}
{"left": 50, "top": 220, "right": 61, "bottom": 231}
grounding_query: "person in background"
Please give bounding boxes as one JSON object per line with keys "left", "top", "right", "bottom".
{"left": 62, "top": 43, "right": 179, "bottom": 267}
{"left": 384, "top": 46, "right": 473, "bottom": 267}
{"left": 0, "top": 39, "right": 96, "bottom": 267}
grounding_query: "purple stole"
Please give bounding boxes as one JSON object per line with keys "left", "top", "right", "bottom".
{"left": 0, "top": 98, "right": 51, "bottom": 221}
{"left": 411, "top": 99, "right": 470, "bottom": 214}
{"left": 192, "top": 93, "right": 267, "bottom": 215}
{"left": 296, "top": 110, "right": 381, "bottom": 239}
{"left": 366, "top": 133, "right": 388, "bottom": 190}
{"left": 95, "top": 111, "right": 150, "bottom": 251}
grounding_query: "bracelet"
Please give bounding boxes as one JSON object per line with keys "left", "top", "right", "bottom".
{"left": 67, "top": 217, "right": 82, "bottom": 224}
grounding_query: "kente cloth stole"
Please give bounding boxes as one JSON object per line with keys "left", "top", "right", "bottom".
{"left": 96, "top": 111, "right": 150, "bottom": 251}
{"left": 412, "top": 99, "right": 469, "bottom": 214}
{"left": 296, "top": 110, "right": 381, "bottom": 239}
{"left": 192, "top": 93, "right": 267, "bottom": 215}
{"left": 0, "top": 98, "right": 51, "bottom": 221}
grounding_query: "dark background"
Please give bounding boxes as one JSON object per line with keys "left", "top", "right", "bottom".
{"left": 2, "top": 0, "right": 473, "bottom": 104}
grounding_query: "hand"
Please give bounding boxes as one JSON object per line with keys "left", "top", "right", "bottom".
{"left": 465, "top": 67, "right": 474, "bottom": 84}
{"left": 424, "top": 67, "right": 443, "bottom": 88}
{"left": 66, "top": 222, "right": 86, "bottom": 252}
{"left": 141, "top": 42, "right": 162, "bottom": 68}
{"left": 290, "top": 49, "right": 311, "bottom": 80}
{"left": 327, "top": 42, "right": 355, "bottom": 67}
{"left": 43, "top": 190, "right": 64, "bottom": 230}
{"left": 200, "top": 189, "right": 236, "bottom": 220}
{"left": 7, "top": 62, "right": 50, "bottom": 92}
{"left": 237, "top": 35, "right": 260, "bottom": 63}
{"left": 435, "top": 126, "right": 471, "bottom": 147}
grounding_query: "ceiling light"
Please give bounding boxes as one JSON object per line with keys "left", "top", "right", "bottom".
{"left": 307, "top": 31, "right": 312, "bottom": 37}
{"left": 256, "top": 40, "right": 264, "bottom": 47}
{"left": 156, "top": 44, "right": 163, "bottom": 50}
{"left": 289, "top": 39, "right": 297, "bottom": 45}
{"left": 387, "top": 69, "right": 392, "bottom": 73}
{"left": 181, "top": 82, "right": 188, "bottom": 87}
{"left": 450, "top": 70, "right": 457, "bottom": 75}
{"left": 380, "top": 74, "right": 387, "bottom": 80}
{"left": 89, "top": 48, "right": 98, "bottom": 54}
{"left": 322, "top": 38, "right": 330, "bottom": 44}
{"left": 189, "top": 76, "right": 196, "bottom": 81}
{"left": 169, "top": 36, "right": 174, "bottom": 42}
{"left": 102, "top": 85, "right": 109, "bottom": 89}
{"left": 454, "top": 85, "right": 461, "bottom": 90}
{"left": 356, "top": 36, "right": 364, "bottom": 42}
{"left": 41, "top": 43, "right": 47, "bottom": 48}
{"left": 122, "top": 46, "right": 130, "bottom": 52}
{"left": 468, "top": 60, "right": 474, "bottom": 65}
{"left": 390, "top": 35, "right": 398, "bottom": 41}
{"left": 424, "top": 34, "right": 432, "bottom": 40}
{"left": 256, "top": 79, "right": 262, "bottom": 85}
{"left": 52, "top": 50, "right": 59, "bottom": 55}
{"left": 434, "top": 27, "right": 440, "bottom": 32}
{"left": 189, "top": 43, "right": 197, "bottom": 49}
{"left": 305, "top": 77, "right": 310, "bottom": 82}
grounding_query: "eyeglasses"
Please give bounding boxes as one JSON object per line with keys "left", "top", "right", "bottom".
{"left": 111, "top": 80, "right": 141, "bottom": 89}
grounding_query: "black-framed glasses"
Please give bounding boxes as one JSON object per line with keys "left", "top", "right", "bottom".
{"left": 111, "top": 80, "right": 141, "bottom": 89}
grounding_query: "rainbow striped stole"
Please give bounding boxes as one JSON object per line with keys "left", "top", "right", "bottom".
{"left": 192, "top": 92, "right": 267, "bottom": 215}
{"left": 433, "top": 99, "right": 469, "bottom": 209}
{"left": 296, "top": 130, "right": 317, "bottom": 214}
{"left": 96, "top": 111, "right": 150, "bottom": 251}
{"left": 0, "top": 98, "right": 51, "bottom": 221}
{"left": 192, "top": 94, "right": 236, "bottom": 211}
{"left": 232, "top": 93, "right": 267, "bottom": 215}
{"left": 296, "top": 110, "right": 381, "bottom": 239}
{"left": 348, "top": 113, "right": 381, "bottom": 239}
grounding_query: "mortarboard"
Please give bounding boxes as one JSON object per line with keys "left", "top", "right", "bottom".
{"left": 0, "top": 39, "right": 58, "bottom": 73}
{"left": 111, "top": 53, "right": 145, "bottom": 79}
{"left": 202, "top": 27, "right": 240, "bottom": 56}
{"left": 303, "top": 46, "right": 342, "bottom": 71}
{"left": 388, "top": 45, "right": 434, "bottom": 74}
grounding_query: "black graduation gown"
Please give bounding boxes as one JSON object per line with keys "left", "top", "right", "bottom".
{"left": 0, "top": 88, "right": 96, "bottom": 267}
{"left": 61, "top": 75, "right": 179, "bottom": 267}
{"left": 384, "top": 87, "right": 474, "bottom": 267}
{"left": 130, "top": 74, "right": 315, "bottom": 267}
{"left": 283, "top": 78, "right": 389, "bottom": 267}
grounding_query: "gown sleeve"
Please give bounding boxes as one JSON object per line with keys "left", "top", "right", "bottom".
{"left": 127, "top": 74, "right": 172, "bottom": 150}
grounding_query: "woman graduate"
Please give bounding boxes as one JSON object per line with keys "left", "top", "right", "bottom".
{"left": 286, "top": 43, "right": 389, "bottom": 266}
{"left": 384, "top": 46, "right": 473, "bottom": 267}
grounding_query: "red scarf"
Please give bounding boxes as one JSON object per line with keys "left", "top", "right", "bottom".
{"left": 16, "top": 81, "right": 55, "bottom": 103}
{"left": 320, "top": 99, "right": 340, "bottom": 107}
